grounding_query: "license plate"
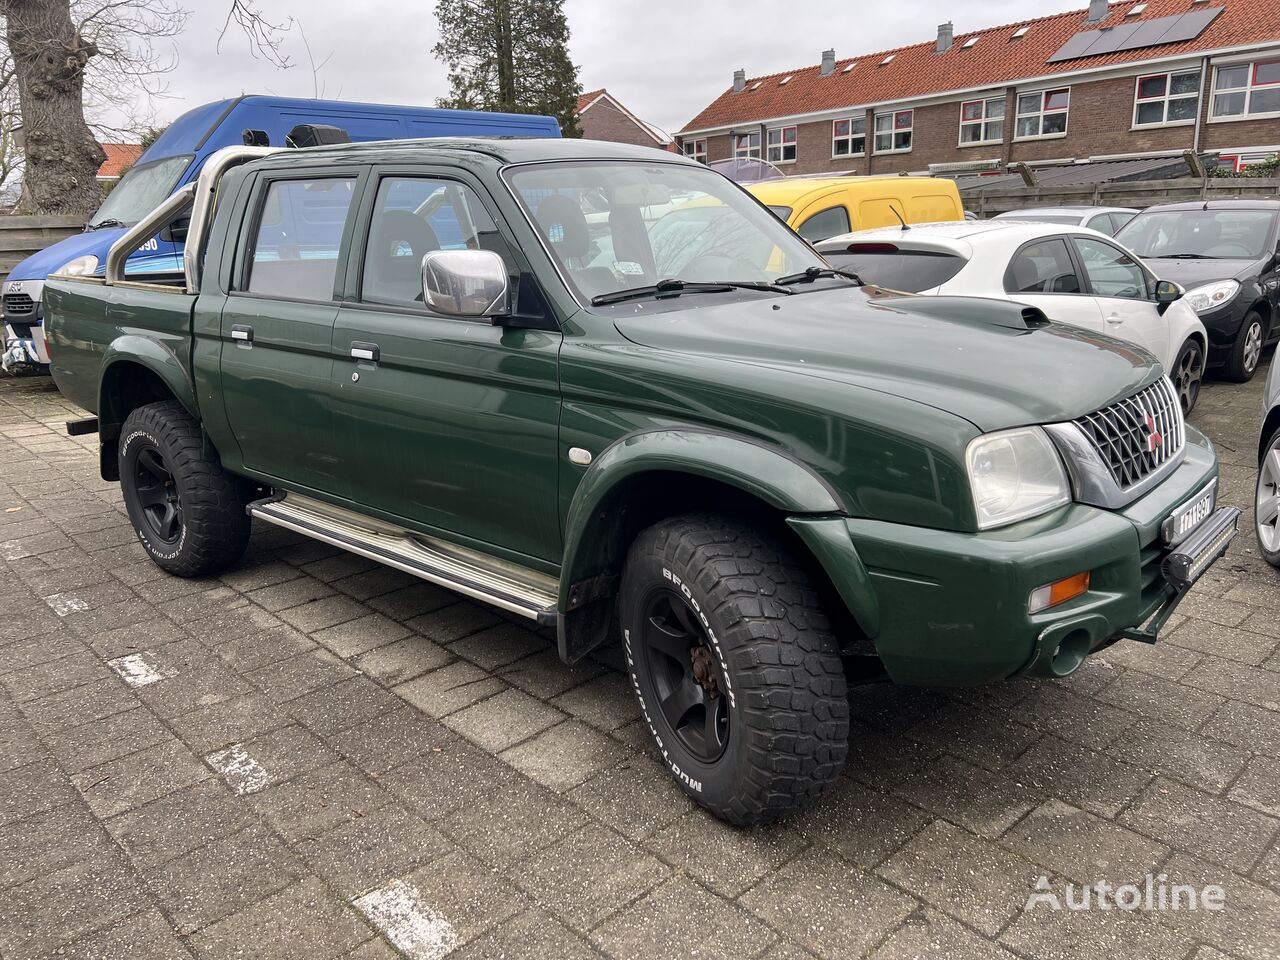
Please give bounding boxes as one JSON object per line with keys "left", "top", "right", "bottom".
{"left": 1162, "top": 482, "right": 1216, "bottom": 546}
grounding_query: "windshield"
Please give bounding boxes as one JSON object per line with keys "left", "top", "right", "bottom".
{"left": 505, "top": 160, "right": 824, "bottom": 304}
{"left": 90, "top": 155, "right": 192, "bottom": 227}
{"left": 1117, "top": 209, "right": 1278, "bottom": 260}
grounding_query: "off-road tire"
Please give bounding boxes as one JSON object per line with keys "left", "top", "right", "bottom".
{"left": 1224, "top": 310, "right": 1266, "bottom": 383}
{"left": 619, "top": 513, "right": 849, "bottom": 825}
{"left": 119, "top": 401, "right": 250, "bottom": 577}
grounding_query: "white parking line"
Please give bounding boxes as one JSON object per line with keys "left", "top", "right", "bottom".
{"left": 354, "top": 879, "right": 457, "bottom": 960}
{"left": 205, "top": 744, "right": 270, "bottom": 795}
{"left": 43, "top": 593, "right": 88, "bottom": 616}
{"left": 107, "top": 652, "right": 168, "bottom": 687}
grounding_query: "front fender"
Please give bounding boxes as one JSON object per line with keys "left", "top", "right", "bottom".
{"left": 559, "top": 427, "right": 845, "bottom": 612}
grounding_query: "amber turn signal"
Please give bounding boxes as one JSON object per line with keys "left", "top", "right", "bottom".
{"left": 1028, "top": 571, "right": 1091, "bottom": 614}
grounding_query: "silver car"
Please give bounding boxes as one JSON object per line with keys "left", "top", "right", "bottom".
{"left": 992, "top": 206, "right": 1139, "bottom": 237}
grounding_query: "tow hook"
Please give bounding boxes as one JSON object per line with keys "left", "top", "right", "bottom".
{"left": 690, "top": 645, "right": 719, "bottom": 699}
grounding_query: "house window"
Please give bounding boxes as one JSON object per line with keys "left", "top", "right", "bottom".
{"left": 1134, "top": 70, "right": 1201, "bottom": 126}
{"left": 959, "top": 97, "right": 1005, "bottom": 145}
{"left": 832, "top": 117, "right": 866, "bottom": 157}
{"left": 766, "top": 126, "right": 797, "bottom": 163}
{"left": 733, "top": 132, "right": 761, "bottom": 159}
{"left": 1211, "top": 59, "right": 1280, "bottom": 119}
{"left": 682, "top": 138, "right": 707, "bottom": 164}
{"left": 874, "top": 110, "right": 913, "bottom": 153}
{"left": 1015, "top": 87, "right": 1070, "bottom": 139}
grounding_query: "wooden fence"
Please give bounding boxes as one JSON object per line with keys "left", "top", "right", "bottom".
{"left": 0, "top": 215, "right": 85, "bottom": 286}
{"left": 962, "top": 177, "right": 1280, "bottom": 218}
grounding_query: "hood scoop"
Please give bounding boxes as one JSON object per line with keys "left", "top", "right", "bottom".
{"left": 878, "top": 294, "right": 1051, "bottom": 332}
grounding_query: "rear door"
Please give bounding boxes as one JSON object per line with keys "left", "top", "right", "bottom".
{"left": 218, "top": 167, "right": 364, "bottom": 494}
{"left": 1070, "top": 234, "right": 1170, "bottom": 366}
{"left": 1002, "top": 236, "right": 1105, "bottom": 333}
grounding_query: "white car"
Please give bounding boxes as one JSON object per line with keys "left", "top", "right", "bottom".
{"left": 991, "top": 206, "right": 1138, "bottom": 237}
{"left": 815, "top": 220, "right": 1208, "bottom": 412}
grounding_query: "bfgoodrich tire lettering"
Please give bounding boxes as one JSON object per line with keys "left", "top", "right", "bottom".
{"left": 620, "top": 513, "right": 849, "bottom": 825}
{"left": 119, "top": 401, "right": 251, "bottom": 577}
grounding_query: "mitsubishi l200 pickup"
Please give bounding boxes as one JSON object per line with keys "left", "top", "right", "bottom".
{"left": 44, "top": 138, "right": 1239, "bottom": 825}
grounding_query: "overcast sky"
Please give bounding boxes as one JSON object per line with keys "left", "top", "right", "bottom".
{"left": 136, "top": 0, "right": 1088, "bottom": 136}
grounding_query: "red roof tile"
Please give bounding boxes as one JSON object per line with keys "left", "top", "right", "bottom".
{"left": 576, "top": 89, "right": 606, "bottom": 114}
{"left": 679, "top": 0, "right": 1279, "bottom": 133}
{"left": 97, "top": 143, "right": 143, "bottom": 178}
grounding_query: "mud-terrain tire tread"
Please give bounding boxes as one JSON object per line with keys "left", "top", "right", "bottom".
{"left": 622, "top": 512, "right": 849, "bottom": 825}
{"left": 119, "top": 401, "right": 250, "bottom": 577}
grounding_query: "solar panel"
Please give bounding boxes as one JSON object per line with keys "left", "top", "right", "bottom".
{"left": 1047, "top": 7, "right": 1223, "bottom": 62}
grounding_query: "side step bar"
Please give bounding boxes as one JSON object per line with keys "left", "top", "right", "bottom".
{"left": 249, "top": 494, "right": 559, "bottom": 626}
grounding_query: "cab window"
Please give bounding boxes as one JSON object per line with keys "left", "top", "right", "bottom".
{"left": 797, "top": 206, "right": 851, "bottom": 243}
{"left": 1005, "top": 239, "right": 1082, "bottom": 294}
{"left": 1073, "top": 237, "right": 1149, "bottom": 299}
{"left": 245, "top": 177, "right": 356, "bottom": 301}
{"left": 360, "top": 176, "right": 514, "bottom": 308}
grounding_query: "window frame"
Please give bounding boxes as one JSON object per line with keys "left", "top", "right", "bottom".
{"left": 1014, "top": 87, "right": 1071, "bottom": 141}
{"left": 1070, "top": 234, "right": 1155, "bottom": 301}
{"left": 958, "top": 96, "right": 1006, "bottom": 147}
{"left": 831, "top": 116, "right": 867, "bottom": 159}
{"left": 1210, "top": 57, "right": 1280, "bottom": 122}
{"left": 733, "top": 131, "right": 762, "bottom": 160}
{"left": 873, "top": 109, "right": 913, "bottom": 155}
{"left": 682, "top": 138, "right": 707, "bottom": 164}
{"left": 1132, "top": 69, "right": 1202, "bottom": 128}
{"left": 233, "top": 168, "right": 364, "bottom": 305}
{"left": 766, "top": 125, "right": 798, "bottom": 164}
{"left": 1001, "top": 234, "right": 1086, "bottom": 298}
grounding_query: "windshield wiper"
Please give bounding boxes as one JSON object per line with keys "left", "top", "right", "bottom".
{"left": 774, "top": 265, "right": 863, "bottom": 286}
{"left": 1156, "top": 253, "right": 1214, "bottom": 259}
{"left": 86, "top": 217, "right": 127, "bottom": 230}
{"left": 590, "top": 277, "right": 792, "bottom": 306}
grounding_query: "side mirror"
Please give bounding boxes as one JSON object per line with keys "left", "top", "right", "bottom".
{"left": 1154, "top": 279, "right": 1185, "bottom": 315}
{"left": 161, "top": 216, "right": 189, "bottom": 244}
{"left": 421, "top": 249, "right": 510, "bottom": 321}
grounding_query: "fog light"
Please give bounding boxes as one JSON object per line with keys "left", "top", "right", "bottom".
{"left": 1029, "top": 572, "right": 1091, "bottom": 614}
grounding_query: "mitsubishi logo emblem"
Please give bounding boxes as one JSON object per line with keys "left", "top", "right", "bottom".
{"left": 1143, "top": 413, "right": 1163, "bottom": 452}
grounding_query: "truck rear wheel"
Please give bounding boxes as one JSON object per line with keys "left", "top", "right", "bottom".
{"left": 119, "top": 401, "right": 250, "bottom": 577}
{"left": 619, "top": 513, "right": 849, "bottom": 825}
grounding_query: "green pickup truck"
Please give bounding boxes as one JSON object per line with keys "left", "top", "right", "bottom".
{"left": 45, "top": 138, "right": 1238, "bottom": 824}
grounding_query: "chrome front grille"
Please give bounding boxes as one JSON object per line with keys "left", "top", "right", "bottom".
{"left": 1072, "top": 377, "right": 1185, "bottom": 491}
{"left": 2, "top": 293, "right": 35, "bottom": 317}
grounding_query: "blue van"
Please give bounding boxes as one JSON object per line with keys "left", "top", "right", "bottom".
{"left": 2, "top": 95, "right": 560, "bottom": 372}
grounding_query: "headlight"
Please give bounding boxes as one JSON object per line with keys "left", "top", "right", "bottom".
{"left": 54, "top": 255, "right": 99, "bottom": 277}
{"left": 1182, "top": 280, "right": 1239, "bottom": 314}
{"left": 966, "top": 427, "right": 1071, "bottom": 529}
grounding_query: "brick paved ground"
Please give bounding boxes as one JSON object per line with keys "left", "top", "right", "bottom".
{"left": 0, "top": 364, "right": 1277, "bottom": 960}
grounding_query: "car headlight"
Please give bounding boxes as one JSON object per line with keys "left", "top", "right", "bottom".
{"left": 966, "top": 427, "right": 1071, "bottom": 530}
{"left": 54, "top": 255, "right": 99, "bottom": 277}
{"left": 1182, "top": 280, "right": 1239, "bottom": 315}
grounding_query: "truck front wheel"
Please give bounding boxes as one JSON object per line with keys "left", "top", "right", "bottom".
{"left": 619, "top": 513, "right": 849, "bottom": 825}
{"left": 119, "top": 401, "right": 250, "bottom": 577}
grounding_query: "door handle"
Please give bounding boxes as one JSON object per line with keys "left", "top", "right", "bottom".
{"left": 350, "top": 341, "right": 380, "bottom": 362}
{"left": 230, "top": 324, "right": 254, "bottom": 343}
{"left": 1106, "top": 314, "right": 1123, "bottom": 324}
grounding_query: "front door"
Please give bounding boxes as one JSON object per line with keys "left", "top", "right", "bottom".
{"left": 1003, "top": 236, "right": 1106, "bottom": 334}
{"left": 329, "top": 171, "right": 562, "bottom": 564}
{"left": 1071, "top": 235, "right": 1171, "bottom": 367}
{"left": 219, "top": 170, "right": 361, "bottom": 494}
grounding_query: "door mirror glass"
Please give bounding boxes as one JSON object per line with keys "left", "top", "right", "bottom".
{"left": 1154, "top": 279, "right": 1185, "bottom": 304}
{"left": 421, "top": 249, "right": 510, "bottom": 319}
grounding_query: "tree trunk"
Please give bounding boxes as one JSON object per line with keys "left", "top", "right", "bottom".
{"left": 4, "top": 0, "right": 104, "bottom": 216}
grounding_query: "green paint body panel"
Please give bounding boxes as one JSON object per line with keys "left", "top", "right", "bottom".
{"left": 40, "top": 137, "right": 1226, "bottom": 685}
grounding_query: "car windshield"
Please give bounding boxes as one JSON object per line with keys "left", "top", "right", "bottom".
{"left": 90, "top": 155, "right": 192, "bottom": 228}
{"left": 505, "top": 160, "right": 825, "bottom": 304}
{"left": 1117, "top": 209, "right": 1278, "bottom": 260}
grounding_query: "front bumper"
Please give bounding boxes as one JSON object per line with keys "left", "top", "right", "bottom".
{"left": 1198, "top": 299, "right": 1253, "bottom": 362}
{"left": 827, "top": 426, "right": 1230, "bottom": 686}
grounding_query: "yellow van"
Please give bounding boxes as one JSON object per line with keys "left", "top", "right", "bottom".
{"left": 746, "top": 176, "right": 964, "bottom": 243}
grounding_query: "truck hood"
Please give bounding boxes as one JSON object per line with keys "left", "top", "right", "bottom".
{"left": 6, "top": 228, "right": 110, "bottom": 282}
{"left": 1143, "top": 257, "right": 1260, "bottom": 287}
{"left": 611, "top": 287, "right": 1157, "bottom": 432}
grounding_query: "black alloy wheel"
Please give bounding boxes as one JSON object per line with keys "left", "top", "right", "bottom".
{"left": 131, "top": 443, "right": 184, "bottom": 545}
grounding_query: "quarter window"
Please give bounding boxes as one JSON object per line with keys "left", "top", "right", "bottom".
{"left": 832, "top": 117, "right": 866, "bottom": 157}
{"left": 360, "top": 177, "right": 512, "bottom": 309}
{"left": 1073, "top": 237, "right": 1148, "bottom": 300}
{"left": 1004, "top": 238, "right": 1081, "bottom": 295}
{"left": 766, "top": 126, "right": 797, "bottom": 163}
{"left": 1134, "top": 70, "right": 1201, "bottom": 126}
{"left": 1211, "top": 59, "right": 1280, "bottom": 119}
{"left": 959, "top": 97, "right": 1006, "bottom": 145}
{"left": 734, "top": 132, "right": 761, "bottom": 159}
{"left": 682, "top": 138, "right": 707, "bottom": 163}
{"left": 874, "top": 110, "right": 913, "bottom": 153}
{"left": 1015, "top": 88, "right": 1070, "bottom": 139}
{"left": 245, "top": 176, "right": 356, "bottom": 301}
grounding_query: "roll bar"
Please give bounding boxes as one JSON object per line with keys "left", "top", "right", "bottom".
{"left": 106, "top": 145, "right": 281, "bottom": 292}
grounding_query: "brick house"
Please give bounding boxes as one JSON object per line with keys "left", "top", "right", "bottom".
{"left": 676, "top": 0, "right": 1280, "bottom": 177}
{"left": 577, "top": 89, "right": 672, "bottom": 149}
